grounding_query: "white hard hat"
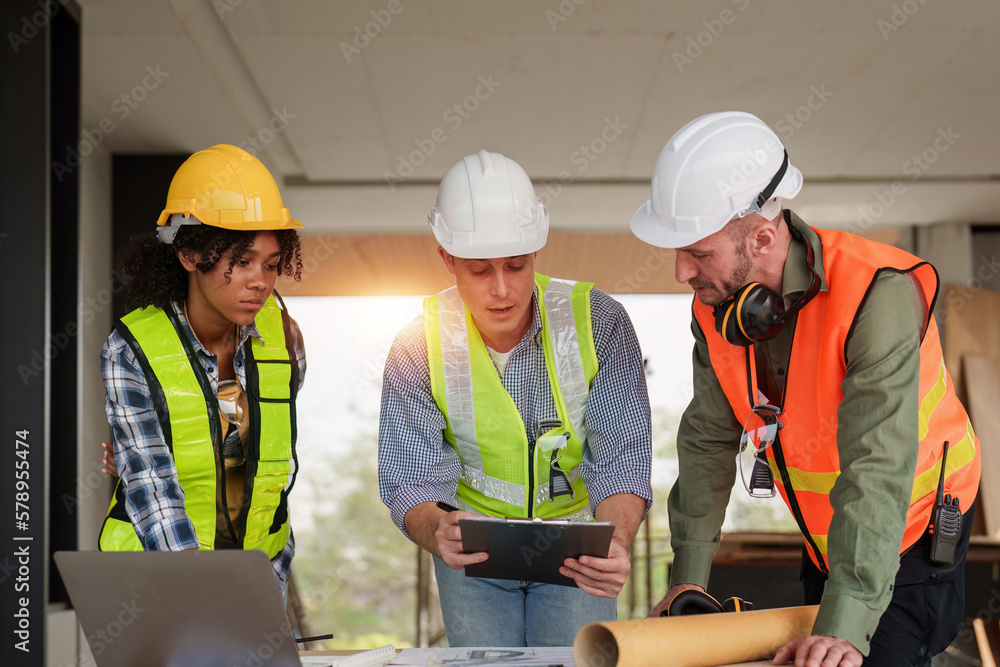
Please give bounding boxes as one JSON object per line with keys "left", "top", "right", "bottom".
{"left": 631, "top": 112, "right": 803, "bottom": 249}
{"left": 429, "top": 150, "right": 548, "bottom": 259}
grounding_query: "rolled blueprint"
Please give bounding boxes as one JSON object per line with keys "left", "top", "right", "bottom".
{"left": 573, "top": 605, "right": 820, "bottom": 667}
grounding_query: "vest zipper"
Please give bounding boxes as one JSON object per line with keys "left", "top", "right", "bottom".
{"left": 165, "top": 306, "right": 230, "bottom": 549}
{"left": 219, "top": 462, "right": 239, "bottom": 545}
{"left": 756, "top": 323, "right": 829, "bottom": 576}
{"left": 770, "top": 435, "right": 828, "bottom": 574}
{"left": 499, "top": 360, "right": 535, "bottom": 519}
{"left": 240, "top": 341, "right": 261, "bottom": 546}
{"left": 527, "top": 440, "right": 535, "bottom": 519}
{"left": 532, "top": 419, "right": 562, "bottom": 518}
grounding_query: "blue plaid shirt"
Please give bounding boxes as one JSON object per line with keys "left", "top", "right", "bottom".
{"left": 101, "top": 300, "right": 306, "bottom": 597}
{"left": 378, "top": 286, "right": 653, "bottom": 539}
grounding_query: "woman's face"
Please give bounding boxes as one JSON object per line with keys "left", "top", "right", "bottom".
{"left": 182, "top": 231, "right": 281, "bottom": 327}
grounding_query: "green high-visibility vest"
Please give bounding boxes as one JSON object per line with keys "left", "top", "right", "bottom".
{"left": 425, "top": 274, "right": 599, "bottom": 519}
{"left": 99, "top": 295, "right": 297, "bottom": 558}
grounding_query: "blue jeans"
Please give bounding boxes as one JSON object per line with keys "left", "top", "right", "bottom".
{"left": 433, "top": 556, "right": 617, "bottom": 647}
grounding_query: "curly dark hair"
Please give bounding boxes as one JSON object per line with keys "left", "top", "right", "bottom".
{"left": 117, "top": 225, "right": 303, "bottom": 311}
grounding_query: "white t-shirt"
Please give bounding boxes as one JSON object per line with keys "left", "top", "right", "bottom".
{"left": 487, "top": 346, "right": 514, "bottom": 376}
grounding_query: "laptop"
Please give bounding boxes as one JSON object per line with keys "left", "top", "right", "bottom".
{"left": 54, "top": 550, "right": 322, "bottom": 667}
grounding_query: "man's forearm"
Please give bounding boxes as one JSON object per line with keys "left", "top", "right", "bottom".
{"left": 594, "top": 493, "right": 646, "bottom": 552}
{"left": 403, "top": 501, "right": 446, "bottom": 559}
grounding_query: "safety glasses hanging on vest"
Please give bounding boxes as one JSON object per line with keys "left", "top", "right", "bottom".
{"left": 738, "top": 404, "right": 781, "bottom": 498}
{"left": 713, "top": 217, "right": 821, "bottom": 347}
{"left": 537, "top": 428, "right": 574, "bottom": 504}
{"left": 217, "top": 379, "right": 246, "bottom": 465}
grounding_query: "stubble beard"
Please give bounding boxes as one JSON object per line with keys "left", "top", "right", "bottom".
{"left": 696, "top": 242, "right": 754, "bottom": 308}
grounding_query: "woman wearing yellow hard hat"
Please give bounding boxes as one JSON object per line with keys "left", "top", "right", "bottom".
{"left": 98, "top": 144, "right": 306, "bottom": 599}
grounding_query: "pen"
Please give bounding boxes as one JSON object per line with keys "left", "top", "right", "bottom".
{"left": 296, "top": 633, "right": 334, "bottom": 643}
{"left": 436, "top": 501, "right": 460, "bottom": 512}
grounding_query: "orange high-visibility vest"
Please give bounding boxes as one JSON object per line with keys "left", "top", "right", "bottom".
{"left": 694, "top": 225, "right": 980, "bottom": 571}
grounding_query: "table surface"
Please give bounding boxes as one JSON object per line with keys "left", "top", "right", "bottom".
{"left": 300, "top": 648, "right": 778, "bottom": 666}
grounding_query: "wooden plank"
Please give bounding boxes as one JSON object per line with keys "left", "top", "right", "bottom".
{"left": 944, "top": 284, "right": 1000, "bottom": 407}
{"left": 964, "top": 355, "right": 1000, "bottom": 539}
{"left": 276, "top": 231, "right": 692, "bottom": 297}
{"left": 277, "top": 229, "right": 904, "bottom": 297}
{"left": 973, "top": 618, "right": 998, "bottom": 667}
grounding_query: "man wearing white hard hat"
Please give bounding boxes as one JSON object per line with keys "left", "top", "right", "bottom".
{"left": 633, "top": 112, "right": 980, "bottom": 666}
{"left": 378, "top": 150, "right": 652, "bottom": 646}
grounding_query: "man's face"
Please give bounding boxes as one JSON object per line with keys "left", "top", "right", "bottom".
{"left": 439, "top": 248, "right": 537, "bottom": 351}
{"left": 673, "top": 226, "right": 754, "bottom": 307}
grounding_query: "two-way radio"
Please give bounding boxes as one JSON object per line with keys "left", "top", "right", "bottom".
{"left": 927, "top": 440, "right": 963, "bottom": 565}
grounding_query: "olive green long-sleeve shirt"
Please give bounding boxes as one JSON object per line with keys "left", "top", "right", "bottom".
{"left": 668, "top": 212, "right": 924, "bottom": 654}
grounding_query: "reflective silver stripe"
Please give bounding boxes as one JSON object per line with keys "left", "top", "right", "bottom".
{"left": 460, "top": 466, "right": 526, "bottom": 507}
{"left": 560, "top": 507, "right": 595, "bottom": 522}
{"left": 542, "top": 278, "right": 590, "bottom": 437}
{"left": 438, "top": 288, "right": 525, "bottom": 506}
{"left": 532, "top": 496, "right": 594, "bottom": 522}
{"left": 533, "top": 465, "right": 582, "bottom": 507}
{"left": 438, "top": 288, "right": 483, "bottom": 470}
{"left": 459, "top": 494, "right": 591, "bottom": 522}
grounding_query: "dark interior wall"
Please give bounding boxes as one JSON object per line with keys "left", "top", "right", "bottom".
{"left": 972, "top": 226, "right": 1000, "bottom": 294}
{"left": 1, "top": 0, "right": 80, "bottom": 663}
{"left": 111, "top": 155, "right": 188, "bottom": 319}
{"left": 0, "top": 8, "right": 50, "bottom": 659}
{"left": 48, "top": 1, "right": 81, "bottom": 607}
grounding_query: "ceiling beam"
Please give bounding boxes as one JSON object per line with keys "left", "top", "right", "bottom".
{"left": 277, "top": 228, "right": 901, "bottom": 297}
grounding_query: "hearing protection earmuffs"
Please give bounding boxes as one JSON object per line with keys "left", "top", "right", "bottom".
{"left": 660, "top": 589, "right": 756, "bottom": 616}
{"left": 713, "top": 222, "right": 820, "bottom": 347}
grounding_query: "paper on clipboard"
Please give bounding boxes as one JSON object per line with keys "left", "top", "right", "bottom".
{"left": 459, "top": 516, "right": 614, "bottom": 586}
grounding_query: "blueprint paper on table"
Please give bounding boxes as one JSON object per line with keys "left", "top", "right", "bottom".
{"left": 388, "top": 646, "right": 574, "bottom": 666}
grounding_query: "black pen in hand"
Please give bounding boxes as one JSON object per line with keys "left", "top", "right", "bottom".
{"left": 436, "top": 501, "right": 460, "bottom": 513}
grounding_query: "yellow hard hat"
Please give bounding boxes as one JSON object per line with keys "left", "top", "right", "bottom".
{"left": 155, "top": 144, "right": 301, "bottom": 240}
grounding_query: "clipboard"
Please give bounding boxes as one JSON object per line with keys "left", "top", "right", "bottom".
{"left": 459, "top": 516, "right": 615, "bottom": 587}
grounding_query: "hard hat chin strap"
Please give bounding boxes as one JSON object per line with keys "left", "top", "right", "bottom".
{"left": 734, "top": 150, "right": 790, "bottom": 220}
{"left": 754, "top": 150, "right": 789, "bottom": 210}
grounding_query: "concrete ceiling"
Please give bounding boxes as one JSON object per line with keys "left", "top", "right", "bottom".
{"left": 79, "top": 0, "right": 1000, "bottom": 235}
